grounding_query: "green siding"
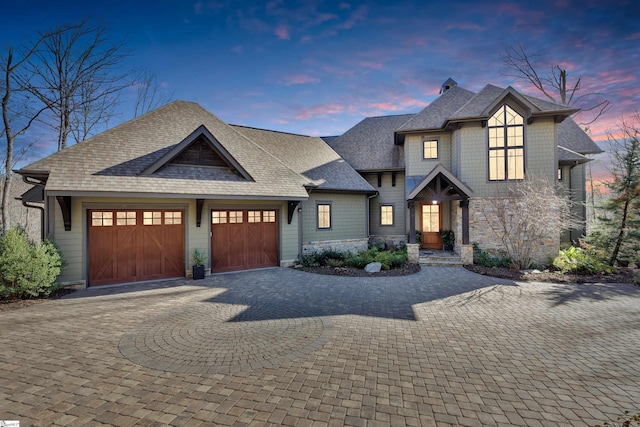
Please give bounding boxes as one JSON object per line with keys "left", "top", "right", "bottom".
{"left": 365, "top": 172, "right": 406, "bottom": 237}
{"left": 301, "top": 193, "right": 367, "bottom": 242}
{"left": 50, "top": 197, "right": 299, "bottom": 284}
{"left": 405, "top": 133, "right": 452, "bottom": 176}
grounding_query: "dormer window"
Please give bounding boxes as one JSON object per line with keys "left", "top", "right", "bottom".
{"left": 488, "top": 105, "right": 524, "bottom": 181}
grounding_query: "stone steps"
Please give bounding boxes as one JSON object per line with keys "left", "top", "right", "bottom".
{"left": 419, "top": 258, "right": 464, "bottom": 266}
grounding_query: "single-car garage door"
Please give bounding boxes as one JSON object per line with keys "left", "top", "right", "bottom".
{"left": 211, "top": 209, "right": 278, "bottom": 273}
{"left": 88, "top": 209, "right": 185, "bottom": 286}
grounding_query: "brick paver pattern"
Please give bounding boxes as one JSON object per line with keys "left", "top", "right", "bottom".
{"left": 1, "top": 267, "right": 639, "bottom": 426}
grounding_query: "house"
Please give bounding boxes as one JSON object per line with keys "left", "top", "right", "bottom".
{"left": 17, "top": 79, "right": 601, "bottom": 287}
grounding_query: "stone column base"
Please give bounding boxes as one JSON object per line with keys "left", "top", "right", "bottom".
{"left": 407, "top": 243, "right": 419, "bottom": 264}
{"left": 457, "top": 244, "right": 473, "bottom": 265}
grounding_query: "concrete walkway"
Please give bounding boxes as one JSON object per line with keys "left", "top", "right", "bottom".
{"left": 1, "top": 267, "right": 639, "bottom": 426}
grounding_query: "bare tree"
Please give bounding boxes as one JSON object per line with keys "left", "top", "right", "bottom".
{"left": 501, "top": 43, "right": 611, "bottom": 126}
{"left": 480, "top": 175, "right": 581, "bottom": 269}
{"left": 133, "top": 69, "right": 174, "bottom": 118}
{"left": 1, "top": 39, "right": 52, "bottom": 233}
{"left": 23, "top": 18, "right": 131, "bottom": 150}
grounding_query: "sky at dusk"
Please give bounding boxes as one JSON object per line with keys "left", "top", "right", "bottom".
{"left": 1, "top": 0, "right": 639, "bottom": 172}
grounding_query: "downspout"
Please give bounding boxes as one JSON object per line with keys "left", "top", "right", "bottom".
{"left": 366, "top": 192, "right": 378, "bottom": 239}
{"left": 298, "top": 201, "right": 303, "bottom": 260}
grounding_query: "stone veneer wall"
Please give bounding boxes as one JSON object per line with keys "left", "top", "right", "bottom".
{"left": 302, "top": 238, "right": 369, "bottom": 255}
{"left": 468, "top": 197, "right": 559, "bottom": 264}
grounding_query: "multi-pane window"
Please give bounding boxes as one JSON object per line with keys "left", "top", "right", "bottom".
{"left": 211, "top": 211, "right": 227, "bottom": 224}
{"left": 229, "top": 211, "right": 243, "bottom": 223}
{"left": 116, "top": 211, "right": 136, "bottom": 226}
{"left": 143, "top": 211, "right": 162, "bottom": 225}
{"left": 164, "top": 211, "right": 182, "bottom": 225}
{"left": 421, "top": 204, "right": 440, "bottom": 232}
{"left": 488, "top": 105, "right": 524, "bottom": 181}
{"left": 248, "top": 211, "right": 261, "bottom": 223}
{"left": 380, "top": 205, "right": 394, "bottom": 226}
{"left": 91, "top": 211, "right": 113, "bottom": 226}
{"left": 263, "top": 211, "right": 276, "bottom": 223}
{"left": 317, "top": 204, "right": 331, "bottom": 229}
{"left": 423, "top": 140, "right": 438, "bottom": 159}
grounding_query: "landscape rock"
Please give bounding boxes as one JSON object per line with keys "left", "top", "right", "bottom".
{"left": 633, "top": 269, "right": 640, "bottom": 284}
{"left": 365, "top": 262, "right": 382, "bottom": 273}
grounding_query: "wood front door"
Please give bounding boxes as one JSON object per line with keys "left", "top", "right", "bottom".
{"left": 211, "top": 209, "right": 279, "bottom": 273}
{"left": 88, "top": 209, "right": 185, "bottom": 286}
{"left": 420, "top": 203, "right": 442, "bottom": 249}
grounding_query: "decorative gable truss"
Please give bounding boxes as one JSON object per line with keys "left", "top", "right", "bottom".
{"left": 142, "top": 125, "right": 253, "bottom": 181}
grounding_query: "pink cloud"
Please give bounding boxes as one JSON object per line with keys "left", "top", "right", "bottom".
{"left": 444, "top": 22, "right": 484, "bottom": 31}
{"left": 626, "top": 33, "right": 640, "bottom": 40}
{"left": 359, "top": 61, "right": 384, "bottom": 70}
{"left": 295, "top": 103, "right": 352, "bottom": 120}
{"left": 282, "top": 74, "right": 319, "bottom": 86}
{"left": 275, "top": 23, "right": 290, "bottom": 40}
{"left": 337, "top": 4, "right": 368, "bottom": 30}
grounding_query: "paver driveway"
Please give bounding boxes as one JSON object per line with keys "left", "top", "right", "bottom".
{"left": 1, "top": 267, "right": 639, "bottom": 426}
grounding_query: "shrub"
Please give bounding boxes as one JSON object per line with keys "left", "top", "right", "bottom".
{"left": 300, "top": 247, "right": 407, "bottom": 271}
{"left": 297, "top": 248, "right": 349, "bottom": 267}
{"left": 472, "top": 243, "right": 511, "bottom": 268}
{"left": 0, "top": 227, "right": 64, "bottom": 299}
{"left": 552, "top": 246, "right": 612, "bottom": 274}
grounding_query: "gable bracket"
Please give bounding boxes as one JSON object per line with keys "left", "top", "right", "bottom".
{"left": 391, "top": 172, "right": 396, "bottom": 187}
{"left": 287, "top": 201, "right": 300, "bottom": 224}
{"left": 56, "top": 196, "right": 72, "bottom": 231}
{"left": 527, "top": 116, "right": 534, "bottom": 125}
{"left": 377, "top": 172, "right": 382, "bottom": 187}
{"left": 196, "top": 199, "right": 204, "bottom": 227}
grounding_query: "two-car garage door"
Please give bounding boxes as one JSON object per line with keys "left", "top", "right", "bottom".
{"left": 88, "top": 208, "right": 279, "bottom": 286}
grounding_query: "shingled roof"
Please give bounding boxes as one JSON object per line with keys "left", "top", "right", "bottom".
{"left": 18, "top": 101, "right": 316, "bottom": 199}
{"left": 231, "top": 125, "right": 374, "bottom": 192}
{"left": 328, "top": 114, "right": 414, "bottom": 171}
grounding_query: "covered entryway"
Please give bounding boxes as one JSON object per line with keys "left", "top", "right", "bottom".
{"left": 211, "top": 209, "right": 279, "bottom": 273}
{"left": 88, "top": 210, "right": 185, "bottom": 286}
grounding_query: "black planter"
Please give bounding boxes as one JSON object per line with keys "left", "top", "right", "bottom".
{"left": 443, "top": 244, "right": 453, "bottom": 251}
{"left": 192, "top": 265, "right": 205, "bottom": 280}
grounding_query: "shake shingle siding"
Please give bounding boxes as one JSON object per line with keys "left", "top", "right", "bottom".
{"left": 301, "top": 193, "right": 367, "bottom": 243}
{"left": 365, "top": 172, "right": 406, "bottom": 237}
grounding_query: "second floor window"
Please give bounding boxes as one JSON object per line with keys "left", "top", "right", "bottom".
{"left": 488, "top": 105, "right": 524, "bottom": 180}
{"left": 423, "top": 140, "right": 438, "bottom": 159}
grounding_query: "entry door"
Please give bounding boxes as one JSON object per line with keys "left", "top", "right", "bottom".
{"left": 420, "top": 204, "right": 442, "bottom": 249}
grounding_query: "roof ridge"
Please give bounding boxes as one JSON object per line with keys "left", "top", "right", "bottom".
{"left": 450, "top": 84, "right": 487, "bottom": 118}
{"left": 229, "top": 124, "right": 314, "bottom": 138}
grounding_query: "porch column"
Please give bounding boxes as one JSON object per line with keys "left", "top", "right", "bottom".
{"left": 461, "top": 199, "right": 469, "bottom": 244}
{"left": 408, "top": 201, "right": 416, "bottom": 244}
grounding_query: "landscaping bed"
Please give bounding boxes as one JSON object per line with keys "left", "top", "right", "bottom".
{"left": 294, "top": 262, "right": 421, "bottom": 277}
{"left": 0, "top": 287, "right": 76, "bottom": 312}
{"left": 465, "top": 264, "right": 636, "bottom": 284}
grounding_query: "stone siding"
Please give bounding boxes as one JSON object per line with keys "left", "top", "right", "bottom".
{"left": 469, "top": 197, "right": 559, "bottom": 264}
{"left": 302, "top": 238, "right": 369, "bottom": 255}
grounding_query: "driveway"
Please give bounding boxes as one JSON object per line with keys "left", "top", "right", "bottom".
{"left": 1, "top": 267, "right": 639, "bottom": 426}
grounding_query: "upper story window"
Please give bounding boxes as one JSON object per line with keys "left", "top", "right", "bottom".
{"left": 423, "top": 140, "right": 438, "bottom": 159}
{"left": 488, "top": 105, "right": 524, "bottom": 181}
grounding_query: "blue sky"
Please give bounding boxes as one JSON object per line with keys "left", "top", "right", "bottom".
{"left": 2, "top": 0, "right": 639, "bottom": 170}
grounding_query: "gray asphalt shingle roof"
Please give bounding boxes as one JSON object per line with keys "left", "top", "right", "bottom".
{"left": 558, "top": 118, "right": 603, "bottom": 154}
{"left": 20, "top": 101, "right": 316, "bottom": 199}
{"left": 230, "top": 125, "right": 374, "bottom": 192}
{"left": 328, "top": 114, "right": 414, "bottom": 171}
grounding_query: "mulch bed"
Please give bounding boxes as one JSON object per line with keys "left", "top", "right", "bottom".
{"left": 0, "top": 287, "right": 77, "bottom": 312}
{"left": 464, "top": 264, "right": 636, "bottom": 284}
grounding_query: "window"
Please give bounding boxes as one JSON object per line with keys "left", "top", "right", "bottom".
{"left": 488, "top": 105, "right": 524, "bottom": 180}
{"left": 317, "top": 203, "right": 331, "bottom": 229}
{"left": 91, "top": 211, "right": 113, "bottom": 227}
{"left": 116, "top": 211, "right": 136, "bottom": 226}
{"left": 380, "top": 205, "right": 394, "bottom": 226}
{"left": 212, "top": 211, "right": 227, "bottom": 224}
{"left": 558, "top": 168, "right": 563, "bottom": 180}
{"left": 248, "top": 211, "right": 261, "bottom": 223}
{"left": 229, "top": 211, "right": 243, "bottom": 223}
{"left": 263, "top": 210, "right": 276, "bottom": 223}
{"left": 143, "top": 211, "right": 162, "bottom": 225}
{"left": 164, "top": 211, "right": 182, "bottom": 225}
{"left": 423, "top": 140, "right": 438, "bottom": 159}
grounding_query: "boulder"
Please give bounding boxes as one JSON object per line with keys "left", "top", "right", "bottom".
{"left": 365, "top": 262, "right": 382, "bottom": 273}
{"left": 633, "top": 269, "right": 640, "bottom": 285}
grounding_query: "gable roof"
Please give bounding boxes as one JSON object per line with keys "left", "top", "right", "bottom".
{"left": 398, "top": 86, "right": 476, "bottom": 131}
{"left": 230, "top": 125, "right": 375, "bottom": 193}
{"left": 406, "top": 163, "right": 474, "bottom": 200}
{"left": 18, "top": 101, "right": 313, "bottom": 199}
{"left": 328, "top": 114, "right": 414, "bottom": 171}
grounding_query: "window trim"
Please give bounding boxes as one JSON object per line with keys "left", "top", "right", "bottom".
{"left": 487, "top": 104, "right": 525, "bottom": 181}
{"left": 380, "top": 204, "right": 394, "bottom": 226}
{"left": 422, "top": 138, "right": 439, "bottom": 160}
{"left": 316, "top": 202, "right": 332, "bottom": 230}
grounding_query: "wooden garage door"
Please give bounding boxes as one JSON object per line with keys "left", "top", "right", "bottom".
{"left": 211, "top": 210, "right": 278, "bottom": 273}
{"left": 88, "top": 210, "right": 185, "bottom": 286}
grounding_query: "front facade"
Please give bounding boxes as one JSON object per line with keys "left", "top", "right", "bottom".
{"left": 18, "top": 79, "right": 601, "bottom": 286}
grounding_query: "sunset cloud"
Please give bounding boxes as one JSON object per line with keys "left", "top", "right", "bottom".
{"left": 274, "top": 23, "right": 290, "bottom": 40}
{"left": 282, "top": 74, "right": 319, "bottom": 86}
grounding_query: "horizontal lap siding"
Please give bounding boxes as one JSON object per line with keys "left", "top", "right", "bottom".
{"left": 302, "top": 193, "right": 367, "bottom": 242}
{"left": 365, "top": 172, "right": 406, "bottom": 237}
